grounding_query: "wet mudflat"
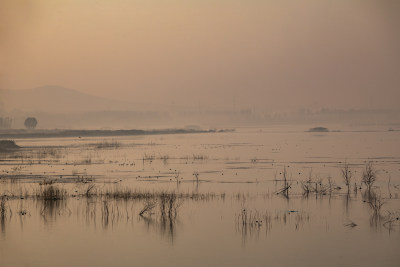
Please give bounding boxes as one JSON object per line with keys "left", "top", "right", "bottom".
{"left": 1, "top": 125, "right": 399, "bottom": 266}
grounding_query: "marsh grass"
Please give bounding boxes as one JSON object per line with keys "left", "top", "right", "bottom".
{"left": 93, "top": 140, "right": 121, "bottom": 149}
{"left": 181, "top": 154, "right": 208, "bottom": 161}
{"left": 1, "top": 179, "right": 225, "bottom": 203}
{"left": 36, "top": 148, "right": 61, "bottom": 159}
{"left": 36, "top": 185, "right": 67, "bottom": 200}
{"left": 192, "top": 154, "right": 208, "bottom": 160}
{"left": 142, "top": 153, "right": 155, "bottom": 161}
{"left": 103, "top": 186, "right": 152, "bottom": 200}
{"left": 157, "top": 155, "right": 170, "bottom": 165}
{"left": 39, "top": 179, "right": 55, "bottom": 186}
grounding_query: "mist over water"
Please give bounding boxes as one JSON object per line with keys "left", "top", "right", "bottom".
{"left": 1, "top": 0, "right": 400, "bottom": 123}
{"left": 0, "top": 1, "right": 400, "bottom": 267}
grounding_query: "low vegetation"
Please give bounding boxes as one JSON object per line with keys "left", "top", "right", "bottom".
{"left": 36, "top": 185, "right": 67, "bottom": 200}
{"left": 92, "top": 140, "right": 121, "bottom": 149}
{"left": 0, "top": 140, "right": 20, "bottom": 152}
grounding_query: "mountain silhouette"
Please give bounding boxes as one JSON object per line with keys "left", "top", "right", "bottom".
{"left": 0, "top": 85, "right": 139, "bottom": 113}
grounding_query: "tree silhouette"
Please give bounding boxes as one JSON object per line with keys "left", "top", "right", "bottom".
{"left": 24, "top": 117, "right": 38, "bottom": 129}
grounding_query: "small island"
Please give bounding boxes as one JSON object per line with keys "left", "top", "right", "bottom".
{"left": 308, "top": 127, "right": 329, "bottom": 132}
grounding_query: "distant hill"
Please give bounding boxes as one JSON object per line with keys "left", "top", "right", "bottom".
{"left": 0, "top": 85, "right": 139, "bottom": 113}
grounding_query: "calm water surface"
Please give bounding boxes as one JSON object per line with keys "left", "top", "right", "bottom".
{"left": 1, "top": 126, "right": 399, "bottom": 266}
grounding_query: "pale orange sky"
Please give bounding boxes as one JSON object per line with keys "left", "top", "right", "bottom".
{"left": 1, "top": 0, "right": 399, "bottom": 111}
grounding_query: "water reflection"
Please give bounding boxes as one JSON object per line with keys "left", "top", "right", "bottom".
{"left": 236, "top": 209, "right": 311, "bottom": 243}
{"left": 1, "top": 211, "right": 6, "bottom": 237}
{"left": 0, "top": 196, "right": 9, "bottom": 237}
{"left": 139, "top": 213, "right": 179, "bottom": 242}
{"left": 74, "top": 197, "right": 182, "bottom": 240}
{"left": 38, "top": 199, "right": 70, "bottom": 225}
{"left": 343, "top": 193, "right": 351, "bottom": 216}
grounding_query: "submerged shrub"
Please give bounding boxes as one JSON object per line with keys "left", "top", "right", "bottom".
{"left": 362, "top": 162, "right": 377, "bottom": 192}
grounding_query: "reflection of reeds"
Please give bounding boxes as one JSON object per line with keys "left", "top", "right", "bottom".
{"left": 0, "top": 196, "right": 7, "bottom": 234}
{"left": 34, "top": 185, "right": 68, "bottom": 221}
{"left": 344, "top": 220, "right": 357, "bottom": 228}
{"left": 1, "top": 196, "right": 8, "bottom": 219}
{"left": 159, "top": 193, "right": 181, "bottom": 222}
{"left": 158, "top": 193, "right": 181, "bottom": 241}
{"left": 138, "top": 201, "right": 179, "bottom": 241}
{"left": 237, "top": 209, "right": 263, "bottom": 229}
{"left": 102, "top": 200, "right": 110, "bottom": 228}
{"left": 276, "top": 167, "right": 291, "bottom": 198}
{"left": 365, "top": 190, "right": 385, "bottom": 214}
{"left": 382, "top": 211, "right": 400, "bottom": 230}
{"left": 236, "top": 209, "right": 310, "bottom": 241}
{"left": 139, "top": 199, "right": 156, "bottom": 216}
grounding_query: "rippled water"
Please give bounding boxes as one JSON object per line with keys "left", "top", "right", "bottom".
{"left": 1, "top": 126, "right": 399, "bottom": 266}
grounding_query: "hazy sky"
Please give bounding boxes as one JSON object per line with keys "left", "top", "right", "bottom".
{"left": 1, "top": 0, "right": 399, "bottom": 111}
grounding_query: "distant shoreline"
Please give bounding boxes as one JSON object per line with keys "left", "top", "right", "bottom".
{"left": 0, "top": 128, "right": 216, "bottom": 139}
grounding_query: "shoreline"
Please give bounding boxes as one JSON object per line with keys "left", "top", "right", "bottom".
{"left": 0, "top": 128, "right": 215, "bottom": 139}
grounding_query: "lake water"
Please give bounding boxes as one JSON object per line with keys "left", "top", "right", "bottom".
{"left": 1, "top": 125, "right": 399, "bottom": 266}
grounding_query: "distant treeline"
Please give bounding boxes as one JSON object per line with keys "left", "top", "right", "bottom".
{"left": 3, "top": 108, "right": 400, "bottom": 129}
{"left": 0, "top": 117, "right": 12, "bottom": 129}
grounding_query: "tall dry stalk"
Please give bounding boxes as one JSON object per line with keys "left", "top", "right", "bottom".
{"left": 341, "top": 161, "right": 353, "bottom": 192}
